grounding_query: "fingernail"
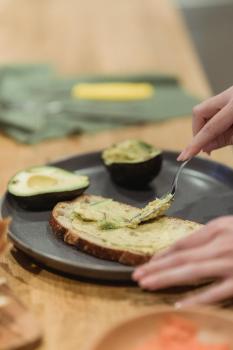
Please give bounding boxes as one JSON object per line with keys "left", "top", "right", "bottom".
{"left": 174, "top": 302, "right": 183, "bottom": 309}
{"left": 139, "top": 280, "right": 149, "bottom": 289}
{"left": 177, "top": 150, "right": 188, "bottom": 161}
{"left": 132, "top": 269, "right": 144, "bottom": 280}
{"left": 139, "top": 276, "right": 159, "bottom": 290}
{"left": 177, "top": 154, "right": 185, "bottom": 162}
{"left": 175, "top": 299, "right": 195, "bottom": 308}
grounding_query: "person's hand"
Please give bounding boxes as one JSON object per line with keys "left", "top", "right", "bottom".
{"left": 178, "top": 86, "right": 233, "bottom": 161}
{"left": 132, "top": 216, "right": 233, "bottom": 306}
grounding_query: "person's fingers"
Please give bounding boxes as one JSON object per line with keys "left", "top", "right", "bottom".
{"left": 137, "top": 259, "right": 233, "bottom": 290}
{"left": 152, "top": 223, "right": 220, "bottom": 261}
{"left": 133, "top": 240, "right": 221, "bottom": 281}
{"left": 192, "top": 88, "right": 233, "bottom": 136}
{"left": 176, "top": 278, "right": 233, "bottom": 307}
{"left": 178, "top": 101, "right": 233, "bottom": 161}
{"left": 152, "top": 216, "right": 233, "bottom": 261}
{"left": 202, "top": 127, "right": 233, "bottom": 153}
{"left": 133, "top": 216, "right": 233, "bottom": 282}
{"left": 147, "top": 225, "right": 213, "bottom": 260}
{"left": 192, "top": 100, "right": 221, "bottom": 136}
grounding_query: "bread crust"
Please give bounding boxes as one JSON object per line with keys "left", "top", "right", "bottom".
{"left": 49, "top": 195, "right": 201, "bottom": 266}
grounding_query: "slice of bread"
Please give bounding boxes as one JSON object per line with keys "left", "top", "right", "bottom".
{"left": 50, "top": 195, "right": 202, "bottom": 266}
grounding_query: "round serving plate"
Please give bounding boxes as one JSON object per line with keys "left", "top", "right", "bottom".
{"left": 2, "top": 151, "right": 233, "bottom": 281}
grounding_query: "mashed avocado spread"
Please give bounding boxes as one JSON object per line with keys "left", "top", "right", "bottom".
{"left": 102, "top": 139, "right": 161, "bottom": 165}
{"left": 72, "top": 194, "right": 173, "bottom": 230}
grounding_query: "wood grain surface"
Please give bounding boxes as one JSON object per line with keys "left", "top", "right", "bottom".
{"left": 0, "top": 1, "right": 232, "bottom": 350}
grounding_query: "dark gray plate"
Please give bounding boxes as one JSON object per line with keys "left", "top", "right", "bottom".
{"left": 2, "top": 151, "right": 233, "bottom": 282}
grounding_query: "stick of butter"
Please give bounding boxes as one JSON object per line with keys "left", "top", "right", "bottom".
{"left": 72, "top": 82, "right": 155, "bottom": 101}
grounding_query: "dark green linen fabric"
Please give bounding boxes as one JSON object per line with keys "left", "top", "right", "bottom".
{"left": 0, "top": 65, "right": 200, "bottom": 143}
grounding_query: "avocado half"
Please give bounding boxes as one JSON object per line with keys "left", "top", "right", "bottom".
{"left": 7, "top": 166, "right": 89, "bottom": 210}
{"left": 102, "top": 140, "right": 163, "bottom": 188}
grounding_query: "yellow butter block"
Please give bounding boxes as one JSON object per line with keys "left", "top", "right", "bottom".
{"left": 72, "top": 82, "right": 154, "bottom": 101}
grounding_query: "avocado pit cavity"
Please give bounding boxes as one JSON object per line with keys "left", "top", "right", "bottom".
{"left": 27, "top": 175, "right": 58, "bottom": 189}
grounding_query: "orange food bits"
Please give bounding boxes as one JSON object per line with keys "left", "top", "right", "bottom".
{"left": 160, "top": 315, "right": 197, "bottom": 343}
{"left": 134, "top": 315, "right": 230, "bottom": 350}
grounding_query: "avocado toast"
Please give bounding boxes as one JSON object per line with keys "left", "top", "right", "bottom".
{"left": 50, "top": 195, "right": 201, "bottom": 266}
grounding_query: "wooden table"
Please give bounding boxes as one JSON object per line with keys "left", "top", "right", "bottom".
{"left": 0, "top": 1, "right": 232, "bottom": 349}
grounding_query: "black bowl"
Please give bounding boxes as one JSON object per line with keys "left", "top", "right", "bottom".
{"left": 104, "top": 153, "right": 163, "bottom": 189}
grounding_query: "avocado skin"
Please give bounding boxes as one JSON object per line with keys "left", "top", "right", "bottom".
{"left": 7, "top": 186, "right": 89, "bottom": 211}
{"left": 104, "top": 153, "right": 163, "bottom": 189}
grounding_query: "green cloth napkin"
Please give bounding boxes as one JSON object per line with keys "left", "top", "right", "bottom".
{"left": 0, "top": 64, "right": 200, "bottom": 144}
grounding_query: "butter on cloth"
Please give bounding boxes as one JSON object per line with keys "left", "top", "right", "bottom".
{"left": 72, "top": 82, "right": 155, "bottom": 101}
{"left": 0, "top": 65, "right": 201, "bottom": 144}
